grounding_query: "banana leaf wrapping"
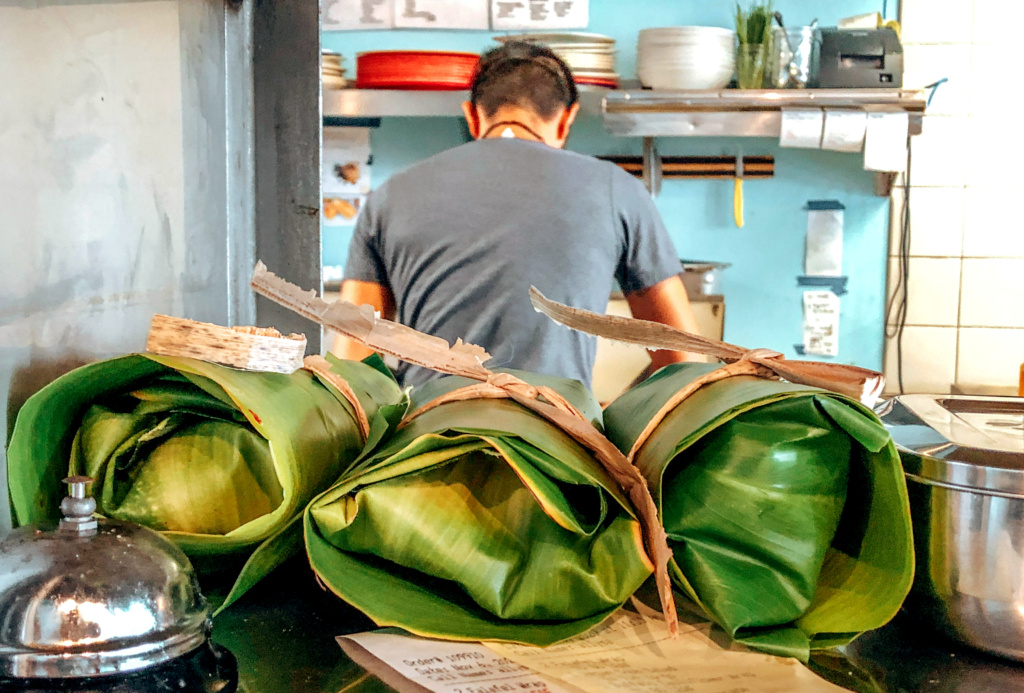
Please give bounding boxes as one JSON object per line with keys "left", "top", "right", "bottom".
{"left": 603, "top": 362, "right": 914, "bottom": 661}
{"left": 304, "top": 371, "right": 655, "bottom": 645}
{"left": 7, "top": 352, "right": 405, "bottom": 611}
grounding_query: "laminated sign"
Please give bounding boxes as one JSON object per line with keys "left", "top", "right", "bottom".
{"left": 491, "top": 0, "right": 589, "bottom": 30}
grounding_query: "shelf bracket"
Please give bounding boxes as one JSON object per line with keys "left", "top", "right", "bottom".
{"left": 641, "top": 137, "right": 662, "bottom": 198}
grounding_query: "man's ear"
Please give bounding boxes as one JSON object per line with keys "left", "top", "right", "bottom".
{"left": 462, "top": 101, "right": 482, "bottom": 139}
{"left": 555, "top": 102, "right": 581, "bottom": 145}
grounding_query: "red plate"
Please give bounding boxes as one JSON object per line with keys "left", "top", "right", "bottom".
{"left": 574, "top": 76, "right": 620, "bottom": 88}
{"left": 356, "top": 50, "right": 480, "bottom": 90}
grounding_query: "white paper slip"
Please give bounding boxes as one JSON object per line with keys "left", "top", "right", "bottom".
{"left": 324, "top": 0, "right": 395, "bottom": 30}
{"left": 394, "top": 0, "right": 490, "bottom": 29}
{"left": 804, "top": 203, "right": 845, "bottom": 277}
{"left": 821, "top": 110, "right": 867, "bottom": 152}
{"left": 863, "top": 111, "right": 909, "bottom": 172}
{"left": 487, "top": 608, "right": 847, "bottom": 693}
{"left": 338, "top": 630, "right": 576, "bottom": 693}
{"left": 491, "top": 0, "right": 589, "bottom": 30}
{"left": 779, "top": 109, "right": 824, "bottom": 149}
{"left": 803, "top": 291, "right": 840, "bottom": 357}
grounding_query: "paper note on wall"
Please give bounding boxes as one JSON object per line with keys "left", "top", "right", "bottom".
{"left": 863, "top": 111, "right": 909, "bottom": 172}
{"left": 804, "top": 201, "right": 845, "bottom": 277}
{"left": 324, "top": 0, "right": 396, "bottom": 30}
{"left": 779, "top": 109, "right": 824, "bottom": 149}
{"left": 821, "top": 110, "right": 867, "bottom": 152}
{"left": 803, "top": 290, "right": 840, "bottom": 357}
{"left": 322, "top": 128, "right": 371, "bottom": 228}
{"left": 394, "top": 0, "right": 490, "bottom": 29}
{"left": 491, "top": 0, "right": 589, "bottom": 30}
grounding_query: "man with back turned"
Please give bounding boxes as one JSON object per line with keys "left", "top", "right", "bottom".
{"left": 335, "top": 41, "right": 700, "bottom": 387}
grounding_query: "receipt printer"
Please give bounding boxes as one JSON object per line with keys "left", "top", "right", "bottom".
{"left": 817, "top": 27, "right": 903, "bottom": 88}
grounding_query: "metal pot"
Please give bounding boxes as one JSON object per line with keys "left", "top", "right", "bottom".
{"left": 0, "top": 477, "right": 217, "bottom": 680}
{"left": 679, "top": 260, "right": 731, "bottom": 298}
{"left": 877, "top": 395, "right": 1024, "bottom": 662}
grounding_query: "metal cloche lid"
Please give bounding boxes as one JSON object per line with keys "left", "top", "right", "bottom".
{"left": 0, "top": 477, "right": 212, "bottom": 678}
{"left": 876, "top": 395, "right": 1024, "bottom": 497}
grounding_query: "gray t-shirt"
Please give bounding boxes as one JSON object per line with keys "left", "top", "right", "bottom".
{"left": 344, "top": 137, "right": 680, "bottom": 388}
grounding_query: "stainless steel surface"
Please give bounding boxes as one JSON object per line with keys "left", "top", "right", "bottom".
{"left": 323, "top": 86, "right": 608, "bottom": 118}
{"left": 253, "top": 0, "right": 324, "bottom": 352}
{"left": 877, "top": 395, "right": 1024, "bottom": 494}
{"left": 770, "top": 26, "right": 820, "bottom": 88}
{"left": 0, "top": 478, "right": 211, "bottom": 678}
{"left": 878, "top": 395, "right": 1024, "bottom": 663}
{"left": 680, "top": 260, "right": 732, "bottom": 297}
{"left": 602, "top": 88, "right": 925, "bottom": 137}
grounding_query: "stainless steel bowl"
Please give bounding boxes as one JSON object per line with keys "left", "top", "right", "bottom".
{"left": 0, "top": 477, "right": 211, "bottom": 678}
{"left": 877, "top": 395, "right": 1024, "bottom": 662}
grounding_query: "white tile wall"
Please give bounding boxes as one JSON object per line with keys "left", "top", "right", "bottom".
{"left": 956, "top": 327, "right": 1024, "bottom": 387}
{"left": 962, "top": 187, "right": 1024, "bottom": 258}
{"left": 972, "top": 0, "right": 1024, "bottom": 44}
{"left": 883, "top": 0, "right": 1024, "bottom": 393}
{"left": 887, "top": 257, "right": 962, "bottom": 326}
{"left": 969, "top": 43, "right": 1007, "bottom": 116}
{"left": 959, "top": 259, "right": 1024, "bottom": 328}
{"left": 903, "top": 44, "right": 972, "bottom": 116}
{"left": 889, "top": 186, "right": 965, "bottom": 257}
{"left": 883, "top": 326, "right": 958, "bottom": 394}
{"left": 902, "top": 0, "right": 974, "bottom": 44}
{"left": 965, "top": 116, "right": 1024, "bottom": 187}
{"left": 909, "top": 116, "right": 968, "bottom": 187}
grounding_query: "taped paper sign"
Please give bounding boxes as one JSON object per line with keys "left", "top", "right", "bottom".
{"left": 491, "top": 0, "right": 589, "bottom": 30}
{"left": 394, "top": 0, "right": 490, "bottom": 29}
{"left": 322, "top": 128, "right": 371, "bottom": 228}
{"left": 803, "top": 290, "right": 840, "bottom": 357}
{"left": 324, "top": 0, "right": 396, "bottom": 30}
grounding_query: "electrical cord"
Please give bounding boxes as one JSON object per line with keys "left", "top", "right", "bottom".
{"left": 883, "top": 80, "right": 945, "bottom": 394}
{"left": 884, "top": 142, "right": 913, "bottom": 394}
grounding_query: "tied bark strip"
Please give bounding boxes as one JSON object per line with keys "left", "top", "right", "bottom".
{"left": 303, "top": 355, "right": 372, "bottom": 442}
{"left": 528, "top": 287, "right": 885, "bottom": 408}
{"left": 250, "top": 262, "right": 679, "bottom": 636}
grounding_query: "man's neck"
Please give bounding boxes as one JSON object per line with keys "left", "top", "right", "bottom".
{"left": 479, "top": 109, "right": 553, "bottom": 144}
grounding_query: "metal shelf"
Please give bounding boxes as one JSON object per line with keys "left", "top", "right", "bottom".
{"left": 602, "top": 88, "right": 927, "bottom": 137}
{"left": 323, "top": 87, "right": 927, "bottom": 137}
{"left": 322, "top": 86, "right": 609, "bottom": 119}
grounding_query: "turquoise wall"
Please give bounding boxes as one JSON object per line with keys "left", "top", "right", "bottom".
{"left": 322, "top": 0, "right": 893, "bottom": 369}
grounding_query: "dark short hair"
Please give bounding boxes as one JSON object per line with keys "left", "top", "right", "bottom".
{"left": 470, "top": 42, "right": 578, "bottom": 120}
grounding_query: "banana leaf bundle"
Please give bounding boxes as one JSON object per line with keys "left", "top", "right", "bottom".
{"left": 7, "top": 352, "right": 405, "bottom": 611}
{"left": 527, "top": 288, "right": 913, "bottom": 661}
{"left": 249, "top": 263, "right": 674, "bottom": 644}
{"left": 304, "top": 371, "right": 655, "bottom": 645}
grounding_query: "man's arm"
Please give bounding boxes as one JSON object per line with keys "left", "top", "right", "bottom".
{"left": 330, "top": 280, "right": 396, "bottom": 361}
{"left": 624, "top": 274, "right": 707, "bottom": 369}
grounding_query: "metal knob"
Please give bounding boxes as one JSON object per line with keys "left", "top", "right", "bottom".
{"left": 59, "top": 475, "right": 98, "bottom": 535}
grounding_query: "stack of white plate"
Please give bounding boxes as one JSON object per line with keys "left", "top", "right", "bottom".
{"left": 636, "top": 27, "right": 736, "bottom": 90}
{"left": 494, "top": 33, "right": 620, "bottom": 88}
{"left": 322, "top": 50, "right": 348, "bottom": 90}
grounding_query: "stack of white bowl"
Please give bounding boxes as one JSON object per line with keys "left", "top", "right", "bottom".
{"left": 495, "top": 33, "right": 620, "bottom": 87}
{"left": 322, "top": 51, "right": 348, "bottom": 90}
{"left": 636, "top": 27, "right": 736, "bottom": 90}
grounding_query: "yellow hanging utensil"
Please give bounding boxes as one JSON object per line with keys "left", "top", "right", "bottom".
{"left": 733, "top": 153, "right": 745, "bottom": 228}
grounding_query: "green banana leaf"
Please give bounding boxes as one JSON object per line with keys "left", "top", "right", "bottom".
{"left": 305, "top": 370, "right": 653, "bottom": 645}
{"left": 7, "top": 352, "right": 405, "bottom": 612}
{"left": 603, "top": 363, "right": 913, "bottom": 661}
